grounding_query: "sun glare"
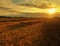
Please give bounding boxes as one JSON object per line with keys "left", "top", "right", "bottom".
{"left": 46, "top": 8, "right": 57, "bottom": 18}
{"left": 47, "top": 8, "right": 56, "bottom": 15}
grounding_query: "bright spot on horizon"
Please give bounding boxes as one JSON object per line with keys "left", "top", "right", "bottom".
{"left": 47, "top": 8, "right": 57, "bottom": 15}
{"left": 46, "top": 8, "right": 57, "bottom": 18}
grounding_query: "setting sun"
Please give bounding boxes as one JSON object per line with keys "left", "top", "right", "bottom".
{"left": 46, "top": 8, "right": 57, "bottom": 18}
{"left": 47, "top": 8, "right": 57, "bottom": 15}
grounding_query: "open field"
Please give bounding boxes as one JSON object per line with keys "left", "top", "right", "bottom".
{"left": 0, "top": 17, "right": 60, "bottom": 46}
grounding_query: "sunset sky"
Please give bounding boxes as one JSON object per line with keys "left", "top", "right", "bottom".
{"left": 0, "top": 0, "right": 60, "bottom": 17}
{"left": 12, "top": 0, "right": 60, "bottom": 6}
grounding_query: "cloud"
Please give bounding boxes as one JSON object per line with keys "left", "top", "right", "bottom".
{"left": 0, "top": 0, "right": 43, "bottom": 15}
{"left": 0, "top": 0, "right": 59, "bottom": 17}
{"left": 0, "top": 6, "right": 20, "bottom": 15}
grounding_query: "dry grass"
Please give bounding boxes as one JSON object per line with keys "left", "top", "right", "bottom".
{"left": 0, "top": 17, "right": 60, "bottom": 46}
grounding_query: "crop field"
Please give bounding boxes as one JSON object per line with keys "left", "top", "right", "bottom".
{"left": 0, "top": 17, "right": 60, "bottom": 46}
